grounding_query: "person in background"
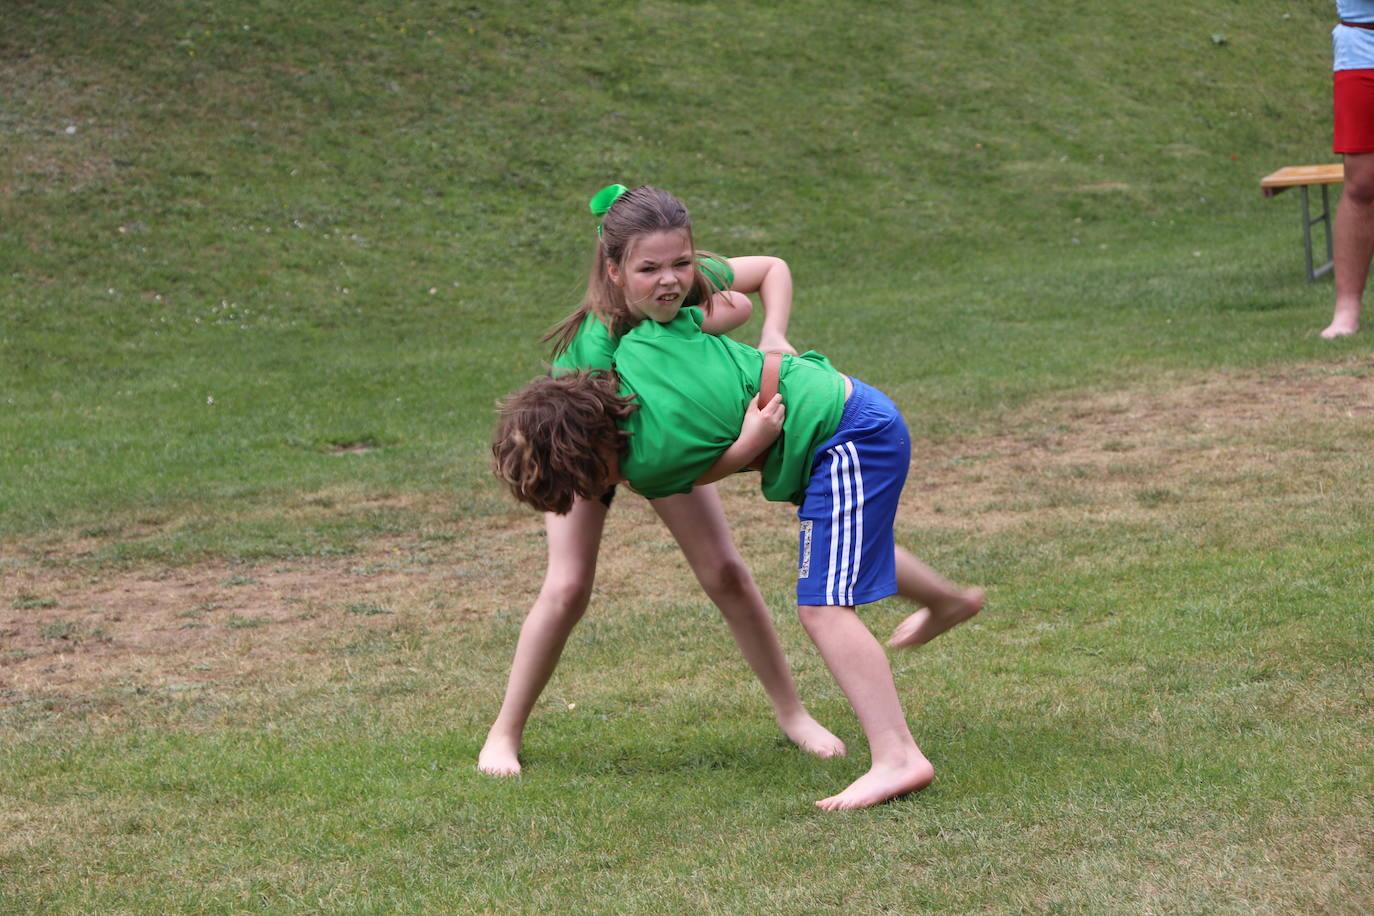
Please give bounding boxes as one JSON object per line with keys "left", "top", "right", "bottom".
{"left": 1325, "top": 5, "right": 1374, "bottom": 337}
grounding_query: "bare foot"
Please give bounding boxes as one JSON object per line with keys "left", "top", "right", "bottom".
{"left": 815, "top": 755, "right": 934, "bottom": 811}
{"left": 1322, "top": 303, "right": 1361, "bottom": 339}
{"left": 886, "top": 588, "right": 985, "bottom": 649}
{"left": 477, "top": 731, "right": 522, "bottom": 777}
{"left": 778, "top": 712, "right": 847, "bottom": 758}
{"left": 1320, "top": 318, "right": 1360, "bottom": 339}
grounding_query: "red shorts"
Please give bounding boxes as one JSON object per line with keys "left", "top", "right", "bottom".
{"left": 1334, "top": 69, "right": 1374, "bottom": 154}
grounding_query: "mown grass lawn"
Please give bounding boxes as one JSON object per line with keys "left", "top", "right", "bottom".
{"left": 2, "top": 1, "right": 1372, "bottom": 911}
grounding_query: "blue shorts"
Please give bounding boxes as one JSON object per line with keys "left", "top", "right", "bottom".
{"left": 796, "top": 378, "right": 909, "bottom": 607}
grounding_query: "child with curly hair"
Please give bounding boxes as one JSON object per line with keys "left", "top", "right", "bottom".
{"left": 493, "top": 299, "right": 984, "bottom": 811}
{"left": 478, "top": 185, "right": 845, "bottom": 778}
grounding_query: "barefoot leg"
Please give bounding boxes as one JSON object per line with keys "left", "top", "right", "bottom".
{"left": 1325, "top": 152, "right": 1374, "bottom": 339}
{"left": 478, "top": 498, "right": 607, "bottom": 776}
{"left": 886, "top": 547, "right": 984, "bottom": 649}
{"left": 798, "top": 604, "right": 934, "bottom": 810}
{"left": 655, "top": 486, "right": 845, "bottom": 758}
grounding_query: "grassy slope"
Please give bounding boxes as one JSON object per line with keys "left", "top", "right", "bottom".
{"left": 1, "top": 0, "right": 1361, "bottom": 539}
{"left": 2, "top": 1, "right": 1372, "bottom": 912}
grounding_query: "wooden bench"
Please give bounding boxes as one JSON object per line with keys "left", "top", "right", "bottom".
{"left": 1261, "top": 164, "right": 1345, "bottom": 281}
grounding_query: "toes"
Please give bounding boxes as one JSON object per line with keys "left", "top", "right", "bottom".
{"left": 808, "top": 738, "right": 847, "bottom": 758}
{"left": 477, "top": 761, "right": 521, "bottom": 777}
{"left": 820, "top": 793, "right": 861, "bottom": 811}
{"left": 815, "top": 791, "right": 861, "bottom": 811}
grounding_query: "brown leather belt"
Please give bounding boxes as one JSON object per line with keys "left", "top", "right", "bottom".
{"left": 1341, "top": 20, "right": 1374, "bottom": 30}
{"left": 746, "top": 351, "right": 783, "bottom": 470}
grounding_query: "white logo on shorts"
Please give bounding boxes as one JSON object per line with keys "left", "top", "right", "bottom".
{"left": 799, "top": 520, "right": 813, "bottom": 578}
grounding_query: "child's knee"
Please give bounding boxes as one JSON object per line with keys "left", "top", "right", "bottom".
{"left": 1348, "top": 177, "right": 1374, "bottom": 207}
{"left": 700, "top": 557, "right": 753, "bottom": 599}
{"left": 538, "top": 576, "right": 594, "bottom": 621}
{"left": 796, "top": 604, "right": 833, "bottom": 634}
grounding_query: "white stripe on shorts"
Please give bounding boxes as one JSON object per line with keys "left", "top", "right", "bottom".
{"left": 844, "top": 440, "right": 865, "bottom": 605}
{"left": 823, "top": 443, "right": 867, "bottom": 606}
{"left": 826, "top": 448, "right": 842, "bottom": 605}
{"left": 835, "top": 445, "right": 854, "bottom": 607}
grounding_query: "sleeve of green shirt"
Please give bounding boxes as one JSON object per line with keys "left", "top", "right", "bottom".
{"left": 549, "top": 312, "right": 617, "bottom": 376}
{"left": 682, "top": 253, "right": 734, "bottom": 308}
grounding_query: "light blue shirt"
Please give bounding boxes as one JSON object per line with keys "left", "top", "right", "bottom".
{"left": 1335, "top": 1, "right": 1374, "bottom": 70}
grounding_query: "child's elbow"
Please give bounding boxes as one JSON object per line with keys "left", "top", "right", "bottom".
{"left": 722, "top": 291, "right": 752, "bottom": 322}
{"left": 763, "top": 256, "right": 789, "bottom": 277}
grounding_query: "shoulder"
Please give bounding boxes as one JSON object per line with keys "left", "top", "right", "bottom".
{"left": 552, "top": 313, "right": 618, "bottom": 374}
{"left": 683, "top": 253, "right": 733, "bottom": 308}
{"left": 695, "top": 253, "right": 734, "bottom": 292}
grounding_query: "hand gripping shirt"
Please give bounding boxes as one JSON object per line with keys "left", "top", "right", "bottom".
{"left": 614, "top": 307, "right": 847, "bottom": 505}
{"left": 549, "top": 255, "right": 735, "bottom": 376}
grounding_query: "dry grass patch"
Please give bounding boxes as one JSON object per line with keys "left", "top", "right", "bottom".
{"left": 898, "top": 359, "right": 1374, "bottom": 537}
{"left": 2, "top": 358, "right": 1371, "bottom": 715}
{"left": 1, "top": 544, "right": 441, "bottom": 703}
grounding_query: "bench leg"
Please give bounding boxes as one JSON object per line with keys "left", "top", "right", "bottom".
{"left": 1302, "top": 186, "right": 1316, "bottom": 281}
{"left": 1316, "top": 183, "right": 1334, "bottom": 280}
{"left": 1302, "top": 184, "right": 1336, "bottom": 282}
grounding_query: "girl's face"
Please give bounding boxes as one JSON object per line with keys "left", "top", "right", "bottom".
{"left": 608, "top": 229, "right": 695, "bottom": 324}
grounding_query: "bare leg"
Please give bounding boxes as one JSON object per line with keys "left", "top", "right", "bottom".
{"left": 478, "top": 497, "right": 607, "bottom": 776}
{"left": 653, "top": 486, "right": 846, "bottom": 758}
{"left": 798, "top": 604, "right": 934, "bottom": 810}
{"left": 886, "top": 547, "right": 985, "bottom": 649}
{"left": 1325, "top": 152, "right": 1374, "bottom": 339}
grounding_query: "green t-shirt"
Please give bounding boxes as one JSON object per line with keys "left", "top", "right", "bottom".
{"left": 686, "top": 253, "right": 733, "bottom": 307}
{"left": 548, "top": 255, "right": 735, "bottom": 376}
{"left": 615, "top": 307, "right": 847, "bottom": 505}
{"left": 550, "top": 312, "right": 617, "bottom": 376}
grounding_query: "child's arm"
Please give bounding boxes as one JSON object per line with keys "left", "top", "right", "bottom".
{"left": 702, "top": 257, "right": 798, "bottom": 355}
{"left": 703, "top": 290, "right": 754, "bottom": 334}
{"left": 695, "top": 394, "right": 786, "bottom": 485}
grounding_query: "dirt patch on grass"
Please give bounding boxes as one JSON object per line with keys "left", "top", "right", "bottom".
{"left": 1, "top": 542, "right": 455, "bottom": 702}
{"left": 2, "top": 358, "right": 1371, "bottom": 710}
{"left": 897, "top": 359, "right": 1374, "bottom": 536}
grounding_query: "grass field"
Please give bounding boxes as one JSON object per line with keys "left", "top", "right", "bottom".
{"left": 3, "top": 1, "right": 1373, "bottom": 911}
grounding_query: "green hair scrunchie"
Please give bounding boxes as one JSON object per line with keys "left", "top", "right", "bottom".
{"left": 589, "top": 183, "right": 629, "bottom": 237}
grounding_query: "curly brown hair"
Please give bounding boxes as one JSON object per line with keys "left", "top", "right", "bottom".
{"left": 492, "top": 372, "right": 639, "bottom": 515}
